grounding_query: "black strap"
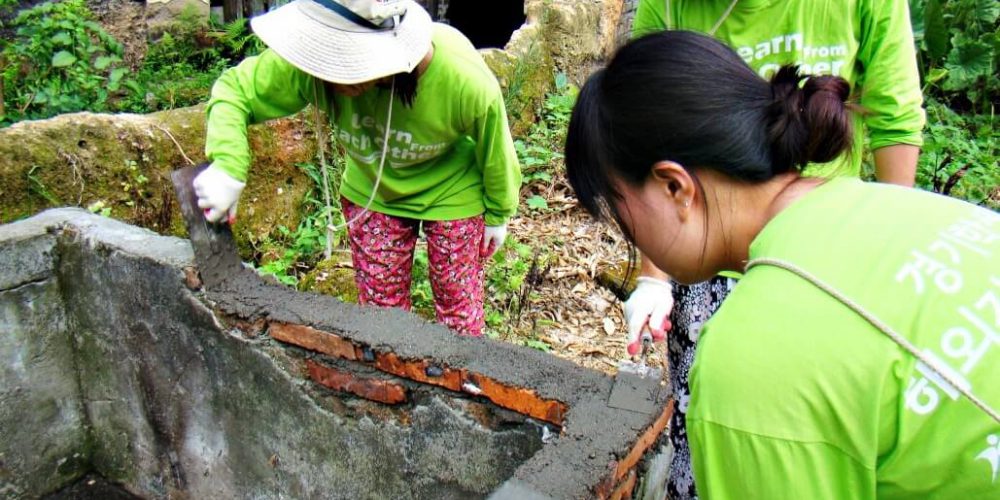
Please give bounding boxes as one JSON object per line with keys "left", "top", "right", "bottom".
{"left": 313, "top": 0, "right": 396, "bottom": 30}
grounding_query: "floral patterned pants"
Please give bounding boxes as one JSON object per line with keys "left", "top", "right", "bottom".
{"left": 667, "top": 275, "right": 736, "bottom": 499}
{"left": 341, "top": 198, "right": 486, "bottom": 336}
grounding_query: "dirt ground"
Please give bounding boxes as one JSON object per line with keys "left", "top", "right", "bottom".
{"left": 86, "top": 0, "right": 149, "bottom": 69}
{"left": 499, "top": 172, "right": 667, "bottom": 375}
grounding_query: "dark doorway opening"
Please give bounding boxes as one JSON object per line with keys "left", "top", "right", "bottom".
{"left": 444, "top": 0, "right": 526, "bottom": 49}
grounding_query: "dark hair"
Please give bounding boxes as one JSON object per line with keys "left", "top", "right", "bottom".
{"left": 391, "top": 69, "right": 419, "bottom": 107}
{"left": 565, "top": 30, "right": 854, "bottom": 225}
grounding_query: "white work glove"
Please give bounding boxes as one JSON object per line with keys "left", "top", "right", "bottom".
{"left": 623, "top": 276, "right": 674, "bottom": 356}
{"left": 193, "top": 164, "right": 245, "bottom": 224}
{"left": 481, "top": 224, "right": 507, "bottom": 258}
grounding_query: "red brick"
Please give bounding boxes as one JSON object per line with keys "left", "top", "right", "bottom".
{"left": 306, "top": 359, "right": 407, "bottom": 405}
{"left": 614, "top": 399, "right": 674, "bottom": 480}
{"left": 270, "top": 323, "right": 359, "bottom": 361}
{"left": 608, "top": 469, "right": 637, "bottom": 500}
{"left": 593, "top": 461, "right": 620, "bottom": 499}
{"left": 268, "top": 323, "right": 567, "bottom": 425}
{"left": 465, "top": 373, "right": 567, "bottom": 426}
{"left": 373, "top": 352, "right": 464, "bottom": 391}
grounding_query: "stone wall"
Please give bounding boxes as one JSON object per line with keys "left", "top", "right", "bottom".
{"left": 0, "top": 209, "right": 672, "bottom": 499}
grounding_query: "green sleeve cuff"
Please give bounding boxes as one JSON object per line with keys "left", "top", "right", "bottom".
{"left": 484, "top": 212, "right": 510, "bottom": 227}
{"left": 869, "top": 130, "right": 924, "bottom": 151}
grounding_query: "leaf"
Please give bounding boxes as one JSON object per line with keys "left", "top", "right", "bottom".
{"left": 51, "top": 31, "right": 72, "bottom": 45}
{"left": 925, "top": 67, "right": 949, "bottom": 85}
{"left": 523, "top": 339, "right": 551, "bottom": 352}
{"left": 109, "top": 67, "right": 126, "bottom": 83}
{"left": 602, "top": 317, "right": 616, "bottom": 336}
{"left": 554, "top": 71, "right": 568, "bottom": 91}
{"left": 526, "top": 195, "right": 548, "bottom": 211}
{"left": 94, "top": 55, "right": 114, "bottom": 70}
{"left": 943, "top": 34, "right": 993, "bottom": 91}
{"left": 924, "top": 0, "right": 948, "bottom": 61}
{"left": 974, "top": 0, "right": 999, "bottom": 24}
{"left": 51, "top": 50, "right": 77, "bottom": 67}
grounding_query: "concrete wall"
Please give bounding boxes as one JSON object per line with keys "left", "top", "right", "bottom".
{"left": 0, "top": 210, "right": 543, "bottom": 498}
{"left": 0, "top": 209, "right": 672, "bottom": 499}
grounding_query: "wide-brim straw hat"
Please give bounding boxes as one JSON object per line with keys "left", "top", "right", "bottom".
{"left": 250, "top": 0, "right": 433, "bottom": 84}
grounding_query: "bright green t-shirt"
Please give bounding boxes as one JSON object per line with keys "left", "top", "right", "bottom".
{"left": 689, "top": 178, "right": 1000, "bottom": 498}
{"left": 631, "top": 0, "right": 925, "bottom": 177}
{"left": 204, "top": 24, "right": 521, "bottom": 225}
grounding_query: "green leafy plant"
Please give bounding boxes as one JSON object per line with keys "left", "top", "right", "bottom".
{"left": 253, "top": 159, "right": 348, "bottom": 286}
{"left": 484, "top": 237, "right": 551, "bottom": 342}
{"left": 1, "top": 0, "right": 130, "bottom": 124}
{"left": 410, "top": 245, "right": 436, "bottom": 319}
{"left": 910, "top": 0, "right": 999, "bottom": 111}
{"left": 916, "top": 98, "right": 999, "bottom": 208}
{"left": 525, "top": 194, "right": 549, "bottom": 211}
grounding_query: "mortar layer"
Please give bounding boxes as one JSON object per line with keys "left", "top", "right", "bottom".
{"left": 182, "top": 202, "right": 672, "bottom": 498}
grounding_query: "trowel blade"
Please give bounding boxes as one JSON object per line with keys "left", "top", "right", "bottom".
{"left": 607, "top": 360, "right": 662, "bottom": 415}
{"left": 171, "top": 163, "right": 244, "bottom": 288}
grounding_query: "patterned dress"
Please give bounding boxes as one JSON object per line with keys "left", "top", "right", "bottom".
{"left": 666, "top": 275, "right": 736, "bottom": 499}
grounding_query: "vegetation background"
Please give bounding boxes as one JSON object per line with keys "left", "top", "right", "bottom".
{"left": 1, "top": 0, "right": 996, "bottom": 366}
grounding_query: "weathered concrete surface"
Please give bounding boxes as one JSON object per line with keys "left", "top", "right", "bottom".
{"left": 0, "top": 209, "right": 545, "bottom": 498}
{"left": 0, "top": 105, "right": 315, "bottom": 260}
{"left": 180, "top": 193, "right": 672, "bottom": 498}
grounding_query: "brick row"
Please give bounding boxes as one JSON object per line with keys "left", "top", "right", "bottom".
{"left": 306, "top": 359, "right": 407, "bottom": 405}
{"left": 269, "top": 322, "right": 568, "bottom": 425}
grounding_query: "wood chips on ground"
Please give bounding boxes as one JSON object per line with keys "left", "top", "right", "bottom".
{"left": 493, "top": 173, "right": 666, "bottom": 374}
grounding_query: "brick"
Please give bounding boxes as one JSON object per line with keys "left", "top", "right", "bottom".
{"left": 608, "top": 469, "right": 637, "bottom": 500}
{"left": 269, "top": 323, "right": 568, "bottom": 425}
{"left": 306, "top": 359, "right": 407, "bottom": 405}
{"left": 466, "top": 373, "right": 567, "bottom": 426}
{"left": 593, "top": 461, "right": 620, "bottom": 499}
{"left": 373, "top": 352, "right": 464, "bottom": 391}
{"left": 614, "top": 399, "right": 674, "bottom": 480}
{"left": 270, "top": 323, "right": 359, "bottom": 361}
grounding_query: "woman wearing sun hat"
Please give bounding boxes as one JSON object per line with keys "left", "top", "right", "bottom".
{"left": 193, "top": 0, "right": 521, "bottom": 336}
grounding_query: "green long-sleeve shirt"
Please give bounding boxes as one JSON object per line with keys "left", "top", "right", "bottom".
{"left": 632, "top": 0, "right": 925, "bottom": 177}
{"left": 691, "top": 178, "right": 1000, "bottom": 498}
{"left": 205, "top": 24, "right": 521, "bottom": 225}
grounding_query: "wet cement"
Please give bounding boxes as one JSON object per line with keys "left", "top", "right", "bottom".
{"left": 176, "top": 174, "right": 672, "bottom": 498}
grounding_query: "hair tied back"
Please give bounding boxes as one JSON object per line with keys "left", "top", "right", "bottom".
{"left": 767, "top": 65, "right": 854, "bottom": 173}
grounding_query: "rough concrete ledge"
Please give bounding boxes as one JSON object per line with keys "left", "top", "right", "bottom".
{"left": 2, "top": 208, "right": 672, "bottom": 499}
{"left": 182, "top": 212, "right": 673, "bottom": 497}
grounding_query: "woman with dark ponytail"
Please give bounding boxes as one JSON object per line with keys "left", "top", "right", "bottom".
{"left": 624, "top": 1, "right": 926, "bottom": 497}
{"left": 567, "top": 30, "right": 999, "bottom": 498}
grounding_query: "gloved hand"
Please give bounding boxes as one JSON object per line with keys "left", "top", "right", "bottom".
{"left": 481, "top": 224, "right": 507, "bottom": 258}
{"left": 193, "top": 164, "right": 245, "bottom": 224}
{"left": 623, "top": 276, "right": 674, "bottom": 356}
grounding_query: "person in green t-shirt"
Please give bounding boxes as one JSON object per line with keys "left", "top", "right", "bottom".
{"left": 624, "top": 2, "right": 926, "bottom": 495}
{"left": 191, "top": 0, "right": 521, "bottom": 336}
{"left": 566, "top": 30, "right": 998, "bottom": 498}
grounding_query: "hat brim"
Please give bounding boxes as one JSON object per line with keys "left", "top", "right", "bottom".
{"left": 250, "top": 0, "right": 433, "bottom": 84}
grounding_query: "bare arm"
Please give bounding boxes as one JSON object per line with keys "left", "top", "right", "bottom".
{"left": 873, "top": 144, "right": 919, "bottom": 187}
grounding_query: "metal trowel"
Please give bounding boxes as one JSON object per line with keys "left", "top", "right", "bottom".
{"left": 607, "top": 330, "right": 663, "bottom": 415}
{"left": 171, "top": 163, "right": 244, "bottom": 288}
